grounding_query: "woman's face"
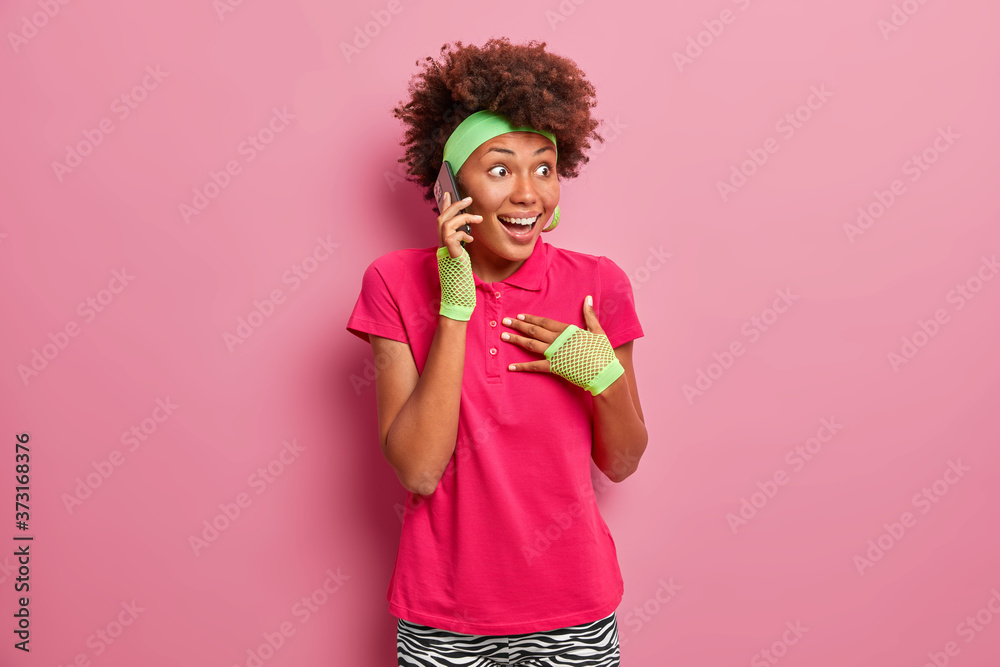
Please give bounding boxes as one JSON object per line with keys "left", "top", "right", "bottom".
{"left": 456, "top": 131, "right": 559, "bottom": 275}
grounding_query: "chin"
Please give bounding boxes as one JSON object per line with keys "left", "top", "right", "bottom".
{"left": 504, "top": 236, "right": 538, "bottom": 255}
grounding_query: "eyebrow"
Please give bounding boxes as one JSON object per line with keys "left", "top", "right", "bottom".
{"left": 483, "top": 146, "right": 555, "bottom": 157}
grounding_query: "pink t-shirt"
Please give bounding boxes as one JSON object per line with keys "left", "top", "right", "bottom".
{"left": 346, "top": 238, "right": 644, "bottom": 635}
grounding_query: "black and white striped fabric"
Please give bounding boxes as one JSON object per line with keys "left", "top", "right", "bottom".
{"left": 397, "top": 612, "right": 620, "bottom": 666}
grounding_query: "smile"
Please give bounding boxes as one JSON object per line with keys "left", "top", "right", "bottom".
{"left": 497, "top": 215, "right": 539, "bottom": 226}
{"left": 497, "top": 214, "right": 539, "bottom": 241}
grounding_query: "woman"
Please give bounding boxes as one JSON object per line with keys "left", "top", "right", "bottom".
{"left": 347, "top": 37, "right": 648, "bottom": 666}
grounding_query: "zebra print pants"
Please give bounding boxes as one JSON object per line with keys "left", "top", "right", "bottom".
{"left": 396, "top": 611, "right": 620, "bottom": 666}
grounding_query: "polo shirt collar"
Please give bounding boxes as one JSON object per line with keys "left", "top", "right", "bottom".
{"left": 472, "top": 238, "right": 549, "bottom": 291}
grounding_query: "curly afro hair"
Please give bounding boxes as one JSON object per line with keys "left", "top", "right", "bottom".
{"left": 392, "top": 37, "right": 603, "bottom": 209}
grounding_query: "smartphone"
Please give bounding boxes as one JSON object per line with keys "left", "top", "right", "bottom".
{"left": 434, "top": 160, "right": 472, "bottom": 246}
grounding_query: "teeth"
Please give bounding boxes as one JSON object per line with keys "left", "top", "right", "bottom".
{"left": 498, "top": 216, "right": 538, "bottom": 226}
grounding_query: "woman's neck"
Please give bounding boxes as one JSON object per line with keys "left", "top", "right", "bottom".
{"left": 468, "top": 247, "right": 528, "bottom": 283}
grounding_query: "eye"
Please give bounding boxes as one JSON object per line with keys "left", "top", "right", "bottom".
{"left": 487, "top": 164, "right": 553, "bottom": 178}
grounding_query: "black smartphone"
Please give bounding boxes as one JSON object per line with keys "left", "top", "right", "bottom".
{"left": 434, "top": 160, "right": 471, "bottom": 246}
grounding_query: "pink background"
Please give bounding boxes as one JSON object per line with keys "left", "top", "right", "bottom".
{"left": 2, "top": 0, "right": 999, "bottom": 665}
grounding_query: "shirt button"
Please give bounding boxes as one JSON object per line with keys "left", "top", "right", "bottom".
{"left": 490, "top": 320, "right": 497, "bottom": 327}
{"left": 494, "top": 291, "right": 501, "bottom": 298}
{"left": 489, "top": 347, "right": 497, "bottom": 355}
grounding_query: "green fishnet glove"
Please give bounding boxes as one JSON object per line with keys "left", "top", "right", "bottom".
{"left": 437, "top": 246, "right": 477, "bottom": 321}
{"left": 543, "top": 324, "right": 624, "bottom": 396}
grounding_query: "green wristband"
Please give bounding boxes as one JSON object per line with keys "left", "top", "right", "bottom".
{"left": 543, "top": 324, "right": 624, "bottom": 396}
{"left": 437, "top": 246, "right": 477, "bottom": 321}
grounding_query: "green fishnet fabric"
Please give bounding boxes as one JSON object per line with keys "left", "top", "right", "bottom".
{"left": 543, "top": 324, "right": 625, "bottom": 396}
{"left": 437, "top": 246, "right": 477, "bottom": 321}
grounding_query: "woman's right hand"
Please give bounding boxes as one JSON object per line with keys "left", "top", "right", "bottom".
{"left": 437, "top": 192, "right": 482, "bottom": 258}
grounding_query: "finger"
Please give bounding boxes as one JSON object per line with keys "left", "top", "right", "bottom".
{"left": 440, "top": 211, "right": 480, "bottom": 249}
{"left": 508, "top": 359, "right": 551, "bottom": 373}
{"left": 437, "top": 195, "right": 474, "bottom": 228}
{"left": 500, "top": 330, "right": 553, "bottom": 354}
{"left": 444, "top": 231, "right": 472, "bottom": 257}
{"left": 436, "top": 192, "right": 451, "bottom": 228}
{"left": 447, "top": 230, "right": 472, "bottom": 244}
{"left": 453, "top": 212, "right": 483, "bottom": 230}
{"left": 511, "top": 312, "right": 561, "bottom": 338}
{"left": 441, "top": 209, "right": 482, "bottom": 231}
{"left": 501, "top": 315, "right": 560, "bottom": 345}
{"left": 583, "top": 294, "right": 605, "bottom": 334}
{"left": 445, "top": 195, "right": 475, "bottom": 218}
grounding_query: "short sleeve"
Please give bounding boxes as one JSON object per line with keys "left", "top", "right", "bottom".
{"left": 346, "top": 257, "right": 408, "bottom": 345}
{"left": 596, "top": 255, "right": 644, "bottom": 349}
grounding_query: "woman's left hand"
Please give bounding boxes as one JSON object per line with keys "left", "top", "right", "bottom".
{"left": 500, "top": 295, "right": 604, "bottom": 372}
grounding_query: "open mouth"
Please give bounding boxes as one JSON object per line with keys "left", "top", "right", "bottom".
{"left": 497, "top": 214, "right": 540, "bottom": 238}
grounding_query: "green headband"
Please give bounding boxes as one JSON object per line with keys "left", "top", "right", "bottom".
{"left": 442, "top": 110, "right": 557, "bottom": 175}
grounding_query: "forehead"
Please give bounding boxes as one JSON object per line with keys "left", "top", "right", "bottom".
{"left": 472, "top": 131, "right": 555, "bottom": 158}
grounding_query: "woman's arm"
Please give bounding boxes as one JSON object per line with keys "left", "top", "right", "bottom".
{"left": 591, "top": 341, "right": 647, "bottom": 482}
{"left": 370, "top": 316, "right": 467, "bottom": 496}
{"left": 370, "top": 187, "right": 480, "bottom": 496}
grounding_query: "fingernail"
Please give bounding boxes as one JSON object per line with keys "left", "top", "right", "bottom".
{"left": 502, "top": 317, "right": 512, "bottom": 325}
{"left": 516, "top": 314, "right": 525, "bottom": 320}
{"left": 586, "top": 295, "right": 593, "bottom": 307}
{"left": 463, "top": 196, "right": 472, "bottom": 201}
{"left": 501, "top": 332, "right": 510, "bottom": 340}
{"left": 508, "top": 364, "right": 516, "bottom": 371}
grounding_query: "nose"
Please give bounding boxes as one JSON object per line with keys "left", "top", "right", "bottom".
{"left": 510, "top": 173, "right": 538, "bottom": 205}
